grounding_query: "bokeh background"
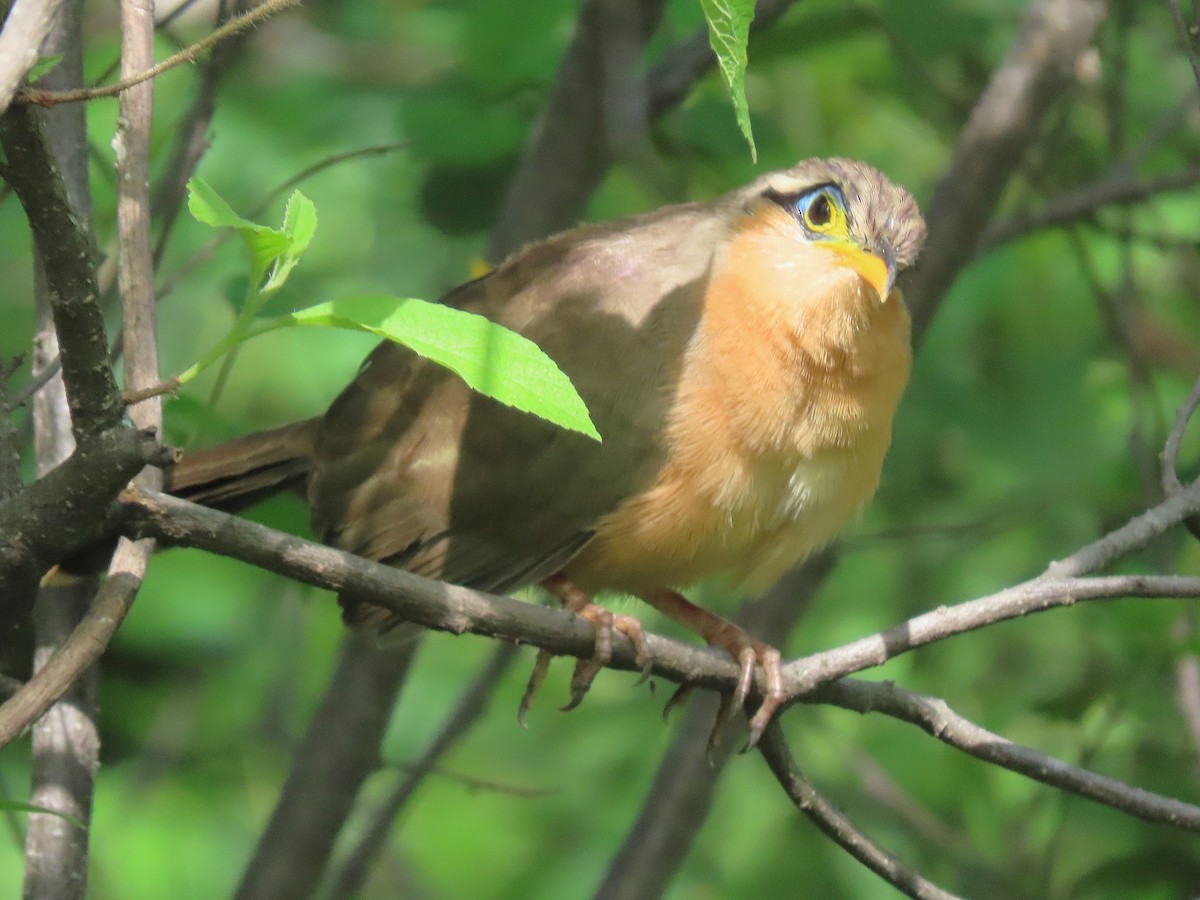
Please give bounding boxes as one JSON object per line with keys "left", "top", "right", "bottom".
{"left": 3, "top": 0, "right": 1200, "bottom": 897}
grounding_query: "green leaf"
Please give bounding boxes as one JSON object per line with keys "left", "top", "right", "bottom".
{"left": 278, "top": 295, "right": 600, "bottom": 440}
{"left": 263, "top": 191, "right": 318, "bottom": 294}
{"left": 187, "top": 177, "right": 261, "bottom": 232}
{"left": 186, "top": 179, "right": 313, "bottom": 293}
{"left": 699, "top": 0, "right": 757, "bottom": 162}
{"left": 26, "top": 54, "right": 63, "bottom": 83}
{"left": 0, "top": 800, "right": 85, "bottom": 830}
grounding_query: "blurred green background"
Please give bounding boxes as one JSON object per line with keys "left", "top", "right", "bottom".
{"left": 3, "top": 0, "right": 1200, "bottom": 896}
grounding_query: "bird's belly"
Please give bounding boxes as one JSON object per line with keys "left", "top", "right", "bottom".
{"left": 565, "top": 436, "right": 887, "bottom": 596}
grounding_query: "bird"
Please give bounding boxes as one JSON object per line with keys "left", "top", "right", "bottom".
{"left": 166, "top": 157, "right": 927, "bottom": 748}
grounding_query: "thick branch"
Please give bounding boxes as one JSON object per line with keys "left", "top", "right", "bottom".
{"left": 0, "top": 426, "right": 164, "bottom": 574}
{"left": 235, "top": 634, "right": 417, "bottom": 900}
{"left": 905, "top": 0, "right": 1106, "bottom": 341}
{"left": 0, "top": 539, "right": 151, "bottom": 747}
{"left": 0, "top": 0, "right": 68, "bottom": 114}
{"left": 21, "top": 3, "right": 99, "bottom": 896}
{"left": 0, "top": 102, "right": 122, "bottom": 437}
{"left": 121, "top": 487, "right": 1200, "bottom": 736}
{"left": 487, "top": 0, "right": 668, "bottom": 259}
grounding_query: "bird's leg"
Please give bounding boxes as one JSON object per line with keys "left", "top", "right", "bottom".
{"left": 639, "top": 588, "right": 785, "bottom": 751}
{"left": 517, "top": 574, "right": 650, "bottom": 727}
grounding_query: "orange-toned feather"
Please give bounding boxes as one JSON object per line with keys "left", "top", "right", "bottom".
{"left": 565, "top": 202, "right": 911, "bottom": 595}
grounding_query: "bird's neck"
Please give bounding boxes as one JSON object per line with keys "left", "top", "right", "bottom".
{"left": 691, "top": 219, "right": 913, "bottom": 458}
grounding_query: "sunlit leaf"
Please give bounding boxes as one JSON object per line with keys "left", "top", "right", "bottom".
{"left": 278, "top": 295, "right": 600, "bottom": 440}
{"left": 699, "top": 0, "right": 757, "bottom": 161}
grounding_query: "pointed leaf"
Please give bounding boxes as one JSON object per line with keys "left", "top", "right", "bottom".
{"left": 700, "top": 0, "right": 757, "bottom": 161}
{"left": 187, "top": 178, "right": 290, "bottom": 287}
{"left": 263, "top": 190, "right": 318, "bottom": 293}
{"left": 281, "top": 295, "right": 600, "bottom": 440}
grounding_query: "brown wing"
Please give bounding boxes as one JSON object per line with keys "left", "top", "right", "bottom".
{"left": 307, "top": 199, "right": 734, "bottom": 594}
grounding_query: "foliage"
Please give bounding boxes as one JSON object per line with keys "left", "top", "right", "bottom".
{"left": 700, "top": 0, "right": 758, "bottom": 161}
{"left": 1, "top": 0, "right": 1199, "bottom": 898}
{"left": 180, "top": 179, "right": 598, "bottom": 439}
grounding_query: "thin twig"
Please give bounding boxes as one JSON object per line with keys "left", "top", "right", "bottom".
{"left": 323, "top": 644, "right": 521, "bottom": 899}
{"left": 1169, "top": 0, "right": 1200, "bottom": 92}
{"left": 15, "top": 0, "right": 299, "bottom": 106}
{"left": 7, "top": 355, "right": 61, "bottom": 410}
{"left": 758, "top": 722, "right": 962, "bottom": 900}
{"left": 234, "top": 634, "right": 418, "bottom": 900}
{"left": 1161, "top": 373, "right": 1200, "bottom": 495}
{"left": 815, "top": 679, "right": 1200, "bottom": 832}
{"left": 0, "top": 0, "right": 70, "bottom": 115}
{"left": 0, "top": 539, "right": 150, "bottom": 747}
{"left": 982, "top": 166, "right": 1200, "bottom": 250}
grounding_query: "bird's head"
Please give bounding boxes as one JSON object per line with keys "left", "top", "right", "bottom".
{"left": 741, "top": 157, "right": 926, "bottom": 303}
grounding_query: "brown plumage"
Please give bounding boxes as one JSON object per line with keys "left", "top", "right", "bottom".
{"left": 168, "top": 157, "right": 926, "bottom": 745}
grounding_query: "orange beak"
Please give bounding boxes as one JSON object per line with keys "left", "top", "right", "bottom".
{"left": 826, "top": 242, "right": 897, "bottom": 302}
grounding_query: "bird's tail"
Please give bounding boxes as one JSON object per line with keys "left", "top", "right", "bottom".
{"left": 165, "top": 417, "right": 321, "bottom": 511}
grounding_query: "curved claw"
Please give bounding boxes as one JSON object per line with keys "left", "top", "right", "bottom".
{"left": 706, "top": 691, "right": 736, "bottom": 764}
{"left": 663, "top": 683, "right": 692, "bottom": 721}
{"left": 616, "top": 614, "right": 652, "bottom": 685}
{"left": 518, "top": 649, "right": 553, "bottom": 728}
{"left": 743, "top": 644, "right": 784, "bottom": 751}
{"left": 534, "top": 574, "right": 653, "bottom": 718}
{"left": 563, "top": 655, "right": 605, "bottom": 710}
{"left": 730, "top": 645, "right": 757, "bottom": 716}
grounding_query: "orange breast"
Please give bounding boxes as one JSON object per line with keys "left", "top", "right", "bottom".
{"left": 565, "top": 207, "right": 912, "bottom": 599}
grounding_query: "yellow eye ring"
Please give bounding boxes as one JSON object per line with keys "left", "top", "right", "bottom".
{"left": 795, "top": 186, "right": 847, "bottom": 237}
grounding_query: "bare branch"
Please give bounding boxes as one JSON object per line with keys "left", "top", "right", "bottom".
{"left": 120, "top": 487, "right": 1200, "bottom": 721}
{"left": 488, "top": 0, "right": 668, "bottom": 260}
{"left": 234, "top": 634, "right": 418, "bottom": 900}
{"left": 815, "top": 679, "right": 1200, "bottom": 832}
{"left": 1045, "top": 476, "right": 1200, "bottom": 577}
{"left": 323, "top": 644, "right": 521, "bottom": 899}
{"left": 982, "top": 166, "right": 1200, "bottom": 250}
{"left": 116, "top": 0, "right": 162, "bottom": 447}
{"left": 1175, "top": 652, "right": 1200, "bottom": 769}
{"left": 784, "top": 574, "right": 1200, "bottom": 694}
{"left": 0, "top": 538, "right": 150, "bottom": 747}
{"left": 24, "top": 581, "right": 96, "bottom": 900}
{"left": 1169, "top": 0, "right": 1200, "bottom": 92}
{"left": 0, "top": 425, "right": 165, "bottom": 581}
{"left": 1161, "top": 373, "right": 1200, "bottom": 495}
{"left": 0, "top": 0, "right": 68, "bottom": 115}
{"left": 0, "top": 102, "right": 122, "bottom": 438}
{"left": 14, "top": 0, "right": 300, "bottom": 107}
{"left": 21, "top": 3, "right": 101, "bottom": 893}
{"left": 758, "top": 723, "right": 962, "bottom": 900}
{"left": 905, "top": 0, "right": 1107, "bottom": 342}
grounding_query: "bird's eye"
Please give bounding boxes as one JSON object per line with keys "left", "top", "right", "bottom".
{"left": 807, "top": 193, "right": 832, "bottom": 227}
{"left": 794, "top": 186, "right": 845, "bottom": 236}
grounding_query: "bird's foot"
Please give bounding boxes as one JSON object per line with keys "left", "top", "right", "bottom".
{"left": 706, "top": 620, "right": 784, "bottom": 751}
{"left": 517, "top": 574, "right": 650, "bottom": 727}
{"left": 642, "top": 589, "right": 785, "bottom": 753}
